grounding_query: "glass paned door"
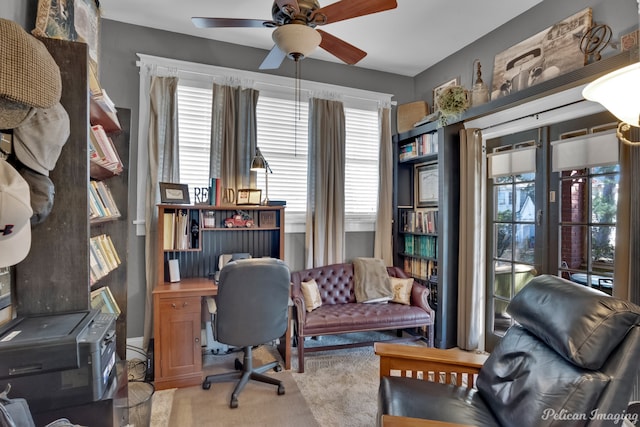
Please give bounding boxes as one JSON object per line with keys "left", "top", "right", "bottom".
{"left": 486, "top": 129, "right": 541, "bottom": 350}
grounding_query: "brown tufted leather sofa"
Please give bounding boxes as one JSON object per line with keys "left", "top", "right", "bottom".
{"left": 290, "top": 263, "right": 434, "bottom": 373}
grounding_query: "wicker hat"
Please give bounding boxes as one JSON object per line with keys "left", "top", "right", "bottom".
{"left": 0, "top": 19, "right": 62, "bottom": 129}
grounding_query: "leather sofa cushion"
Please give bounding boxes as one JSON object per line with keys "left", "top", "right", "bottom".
{"left": 477, "top": 325, "right": 610, "bottom": 427}
{"left": 507, "top": 274, "right": 640, "bottom": 369}
{"left": 379, "top": 377, "right": 499, "bottom": 427}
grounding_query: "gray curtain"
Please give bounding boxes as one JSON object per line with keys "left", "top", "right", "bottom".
{"left": 306, "top": 98, "right": 346, "bottom": 268}
{"left": 211, "top": 84, "right": 259, "bottom": 200}
{"left": 374, "top": 106, "right": 393, "bottom": 265}
{"left": 613, "top": 129, "right": 640, "bottom": 401}
{"left": 143, "top": 76, "right": 179, "bottom": 348}
{"left": 457, "top": 128, "right": 485, "bottom": 350}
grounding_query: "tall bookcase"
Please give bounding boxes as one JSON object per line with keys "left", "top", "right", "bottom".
{"left": 393, "top": 121, "right": 461, "bottom": 349}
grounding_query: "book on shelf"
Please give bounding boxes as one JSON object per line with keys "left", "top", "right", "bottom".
{"left": 399, "top": 133, "right": 438, "bottom": 161}
{"left": 89, "top": 180, "right": 121, "bottom": 221}
{"left": 162, "top": 210, "right": 191, "bottom": 250}
{"left": 89, "top": 234, "right": 121, "bottom": 284}
{"left": 402, "top": 209, "right": 438, "bottom": 234}
{"left": 403, "top": 257, "right": 436, "bottom": 281}
{"left": 90, "top": 124, "right": 123, "bottom": 175}
{"left": 209, "top": 178, "right": 221, "bottom": 206}
{"left": 89, "top": 89, "right": 121, "bottom": 133}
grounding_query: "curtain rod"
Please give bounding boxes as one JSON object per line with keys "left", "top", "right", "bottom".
{"left": 135, "top": 55, "right": 396, "bottom": 107}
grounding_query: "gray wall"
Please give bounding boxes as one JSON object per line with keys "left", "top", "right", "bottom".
{"left": 3, "top": 0, "right": 637, "bottom": 339}
{"left": 413, "top": 0, "right": 639, "bottom": 105}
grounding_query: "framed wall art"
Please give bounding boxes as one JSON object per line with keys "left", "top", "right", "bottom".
{"left": 491, "top": 7, "right": 592, "bottom": 100}
{"left": 415, "top": 162, "right": 439, "bottom": 207}
{"left": 33, "top": 0, "right": 101, "bottom": 71}
{"left": 159, "top": 182, "right": 191, "bottom": 204}
{"left": 432, "top": 77, "right": 460, "bottom": 113}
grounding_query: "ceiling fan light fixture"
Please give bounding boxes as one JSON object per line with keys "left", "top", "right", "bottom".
{"left": 272, "top": 24, "right": 321, "bottom": 59}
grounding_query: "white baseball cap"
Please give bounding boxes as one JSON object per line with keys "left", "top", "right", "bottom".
{"left": 0, "top": 159, "right": 32, "bottom": 267}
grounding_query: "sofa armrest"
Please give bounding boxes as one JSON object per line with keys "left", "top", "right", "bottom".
{"left": 374, "top": 343, "right": 488, "bottom": 389}
{"left": 290, "top": 285, "right": 307, "bottom": 330}
{"left": 410, "top": 283, "right": 434, "bottom": 316}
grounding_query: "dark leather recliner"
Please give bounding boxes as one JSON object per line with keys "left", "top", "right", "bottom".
{"left": 202, "top": 258, "right": 290, "bottom": 408}
{"left": 376, "top": 275, "right": 640, "bottom": 427}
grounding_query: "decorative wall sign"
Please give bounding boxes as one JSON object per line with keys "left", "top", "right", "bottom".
{"left": 491, "top": 8, "right": 592, "bottom": 100}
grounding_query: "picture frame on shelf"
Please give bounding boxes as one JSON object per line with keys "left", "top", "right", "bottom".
{"left": 432, "top": 77, "right": 460, "bottom": 113}
{"left": 415, "top": 162, "right": 439, "bottom": 207}
{"left": 159, "top": 182, "right": 190, "bottom": 204}
{"left": 236, "top": 189, "right": 262, "bottom": 205}
{"left": 259, "top": 211, "right": 277, "bottom": 228}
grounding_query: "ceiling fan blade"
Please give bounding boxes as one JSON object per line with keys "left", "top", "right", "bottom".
{"left": 311, "top": 0, "right": 397, "bottom": 25}
{"left": 192, "top": 17, "right": 274, "bottom": 28}
{"left": 275, "top": 0, "right": 300, "bottom": 14}
{"left": 259, "top": 45, "right": 287, "bottom": 70}
{"left": 317, "top": 29, "right": 366, "bottom": 65}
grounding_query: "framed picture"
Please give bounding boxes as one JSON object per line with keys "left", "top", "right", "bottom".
{"left": 159, "top": 182, "right": 190, "bottom": 204}
{"left": 432, "top": 77, "right": 460, "bottom": 113}
{"left": 491, "top": 8, "right": 592, "bottom": 99}
{"left": 236, "top": 189, "right": 262, "bottom": 205}
{"left": 259, "top": 211, "right": 277, "bottom": 228}
{"left": 33, "top": 0, "right": 101, "bottom": 71}
{"left": 415, "top": 162, "right": 439, "bottom": 207}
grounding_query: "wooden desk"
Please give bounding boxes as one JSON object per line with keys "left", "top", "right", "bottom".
{"left": 153, "top": 277, "right": 291, "bottom": 390}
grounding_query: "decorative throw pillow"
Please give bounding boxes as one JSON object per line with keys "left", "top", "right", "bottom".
{"left": 390, "top": 277, "right": 413, "bottom": 305}
{"left": 301, "top": 279, "right": 322, "bottom": 312}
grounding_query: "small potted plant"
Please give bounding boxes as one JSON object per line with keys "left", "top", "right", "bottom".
{"left": 436, "top": 85, "right": 470, "bottom": 126}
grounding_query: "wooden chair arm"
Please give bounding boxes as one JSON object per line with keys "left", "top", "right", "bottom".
{"left": 374, "top": 343, "right": 489, "bottom": 389}
{"left": 381, "top": 415, "right": 476, "bottom": 427}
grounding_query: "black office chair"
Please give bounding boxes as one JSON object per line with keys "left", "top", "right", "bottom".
{"left": 202, "top": 258, "right": 290, "bottom": 408}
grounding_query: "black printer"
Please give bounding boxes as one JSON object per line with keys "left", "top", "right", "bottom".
{"left": 0, "top": 309, "right": 117, "bottom": 412}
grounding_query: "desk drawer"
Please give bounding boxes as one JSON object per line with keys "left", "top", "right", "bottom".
{"left": 159, "top": 296, "right": 201, "bottom": 313}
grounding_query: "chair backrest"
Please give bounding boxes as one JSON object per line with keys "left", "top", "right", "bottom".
{"left": 476, "top": 275, "right": 640, "bottom": 427}
{"left": 215, "top": 258, "right": 290, "bottom": 348}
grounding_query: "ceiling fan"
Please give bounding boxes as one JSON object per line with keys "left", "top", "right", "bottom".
{"left": 192, "top": 0, "right": 398, "bottom": 70}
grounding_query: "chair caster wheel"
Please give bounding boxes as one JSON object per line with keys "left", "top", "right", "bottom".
{"left": 230, "top": 397, "right": 239, "bottom": 408}
{"left": 202, "top": 381, "right": 211, "bottom": 390}
{"left": 274, "top": 364, "right": 282, "bottom": 372}
{"left": 234, "top": 359, "right": 242, "bottom": 370}
{"left": 277, "top": 384, "right": 285, "bottom": 395}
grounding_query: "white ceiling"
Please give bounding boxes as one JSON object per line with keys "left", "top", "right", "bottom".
{"left": 101, "top": 0, "right": 544, "bottom": 77}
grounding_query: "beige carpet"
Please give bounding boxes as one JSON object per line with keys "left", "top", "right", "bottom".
{"left": 158, "top": 346, "right": 318, "bottom": 427}
{"left": 150, "top": 331, "right": 427, "bottom": 427}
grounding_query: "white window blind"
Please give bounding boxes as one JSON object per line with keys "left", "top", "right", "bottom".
{"left": 551, "top": 130, "right": 619, "bottom": 172}
{"left": 177, "top": 85, "right": 212, "bottom": 200}
{"left": 174, "top": 84, "right": 381, "bottom": 229}
{"left": 255, "top": 96, "right": 309, "bottom": 215}
{"left": 344, "top": 107, "right": 380, "bottom": 216}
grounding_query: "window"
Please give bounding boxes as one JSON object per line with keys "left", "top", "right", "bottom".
{"left": 557, "top": 162, "right": 618, "bottom": 295}
{"left": 136, "top": 54, "right": 391, "bottom": 236}
{"left": 175, "top": 86, "right": 381, "bottom": 230}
